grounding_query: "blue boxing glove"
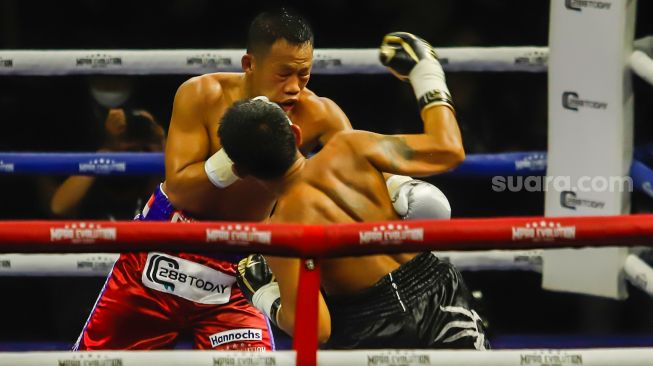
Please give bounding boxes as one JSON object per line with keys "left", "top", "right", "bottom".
{"left": 386, "top": 175, "right": 451, "bottom": 220}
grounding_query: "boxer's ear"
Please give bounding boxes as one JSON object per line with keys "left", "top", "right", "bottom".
{"left": 242, "top": 54, "right": 254, "bottom": 74}
{"left": 290, "top": 124, "right": 303, "bottom": 148}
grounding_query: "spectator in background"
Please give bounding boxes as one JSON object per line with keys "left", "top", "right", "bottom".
{"left": 50, "top": 108, "right": 165, "bottom": 220}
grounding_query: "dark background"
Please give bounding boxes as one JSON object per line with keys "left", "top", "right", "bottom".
{"left": 1, "top": 0, "right": 653, "bottom": 349}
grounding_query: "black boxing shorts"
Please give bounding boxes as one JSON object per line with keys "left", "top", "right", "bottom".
{"left": 325, "top": 252, "right": 489, "bottom": 350}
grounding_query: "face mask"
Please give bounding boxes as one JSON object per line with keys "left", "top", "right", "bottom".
{"left": 91, "top": 87, "right": 132, "bottom": 108}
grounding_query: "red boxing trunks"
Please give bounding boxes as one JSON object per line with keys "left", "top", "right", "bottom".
{"left": 74, "top": 184, "right": 274, "bottom": 351}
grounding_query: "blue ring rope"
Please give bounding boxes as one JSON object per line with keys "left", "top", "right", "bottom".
{"left": 1, "top": 151, "right": 652, "bottom": 199}
{"left": 0, "top": 151, "right": 547, "bottom": 176}
{"left": 0, "top": 152, "right": 164, "bottom": 175}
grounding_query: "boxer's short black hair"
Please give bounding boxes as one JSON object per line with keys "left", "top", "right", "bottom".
{"left": 247, "top": 7, "right": 314, "bottom": 56}
{"left": 219, "top": 99, "right": 297, "bottom": 180}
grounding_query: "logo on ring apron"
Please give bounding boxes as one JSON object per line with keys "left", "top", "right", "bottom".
{"left": 514, "top": 153, "right": 547, "bottom": 172}
{"left": 359, "top": 224, "right": 424, "bottom": 244}
{"left": 562, "top": 91, "right": 607, "bottom": 111}
{"left": 56, "top": 356, "right": 123, "bottom": 366}
{"left": 519, "top": 350, "right": 583, "bottom": 365}
{"left": 313, "top": 54, "right": 343, "bottom": 70}
{"left": 514, "top": 50, "right": 548, "bottom": 67}
{"left": 75, "top": 53, "right": 123, "bottom": 68}
{"left": 142, "top": 252, "right": 235, "bottom": 304}
{"left": 186, "top": 53, "right": 232, "bottom": 68}
{"left": 565, "top": 0, "right": 612, "bottom": 12}
{"left": 206, "top": 224, "right": 272, "bottom": 245}
{"left": 78, "top": 158, "right": 127, "bottom": 174}
{"left": 560, "top": 191, "right": 605, "bottom": 210}
{"left": 511, "top": 221, "right": 576, "bottom": 242}
{"left": 50, "top": 222, "right": 117, "bottom": 243}
{"left": 0, "top": 160, "right": 14, "bottom": 173}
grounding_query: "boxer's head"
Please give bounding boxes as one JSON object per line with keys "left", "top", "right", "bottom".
{"left": 219, "top": 97, "right": 302, "bottom": 180}
{"left": 242, "top": 8, "right": 314, "bottom": 113}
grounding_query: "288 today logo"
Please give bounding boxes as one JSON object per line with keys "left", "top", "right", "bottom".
{"left": 142, "top": 253, "right": 235, "bottom": 304}
{"left": 145, "top": 254, "right": 179, "bottom": 291}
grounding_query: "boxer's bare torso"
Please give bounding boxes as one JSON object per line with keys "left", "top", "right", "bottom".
{"left": 269, "top": 133, "right": 404, "bottom": 294}
{"left": 269, "top": 106, "right": 460, "bottom": 294}
{"left": 164, "top": 71, "right": 350, "bottom": 220}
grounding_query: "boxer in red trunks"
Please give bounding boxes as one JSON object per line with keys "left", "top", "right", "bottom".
{"left": 75, "top": 9, "right": 452, "bottom": 351}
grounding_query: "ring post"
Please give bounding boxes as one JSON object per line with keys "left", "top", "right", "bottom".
{"left": 293, "top": 258, "right": 321, "bottom": 366}
{"left": 544, "top": 0, "right": 637, "bottom": 299}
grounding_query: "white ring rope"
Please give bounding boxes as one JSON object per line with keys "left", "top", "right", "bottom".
{"left": 0, "top": 47, "right": 547, "bottom": 75}
{"left": 437, "top": 250, "right": 543, "bottom": 272}
{"left": 5, "top": 251, "right": 653, "bottom": 297}
{"left": 0, "top": 37, "right": 650, "bottom": 76}
{"left": 623, "top": 253, "right": 653, "bottom": 296}
{"left": 0, "top": 253, "right": 118, "bottom": 277}
{"left": 630, "top": 50, "right": 653, "bottom": 86}
{"left": 0, "top": 348, "right": 652, "bottom": 366}
{"left": 0, "top": 251, "right": 542, "bottom": 277}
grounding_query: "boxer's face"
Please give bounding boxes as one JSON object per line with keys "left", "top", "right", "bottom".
{"left": 248, "top": 39, "right": 313, "bottom": 113}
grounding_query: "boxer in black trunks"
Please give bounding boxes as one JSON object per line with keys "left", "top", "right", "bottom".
{"left": 228, "top": 32, "right": 489, "bottom": 349}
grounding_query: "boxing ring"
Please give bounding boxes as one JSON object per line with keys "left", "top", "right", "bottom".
{"left": 2, "top": 150, "right": 653, "bottom": 292}
{"left": 1, "top": 216, "right": 653, "bottom": 365}
{"left": 2, "top": 1, "right": 653, "bottom": 365}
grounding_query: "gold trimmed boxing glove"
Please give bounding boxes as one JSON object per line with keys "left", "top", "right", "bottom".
{"left": 380, "top": 32, "right": 454, "bottom": 113}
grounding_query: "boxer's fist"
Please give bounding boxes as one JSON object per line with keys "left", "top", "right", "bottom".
{"left": 237, "top": 254, "right": 281, "bottom": 326}
{"left": 379, "top": 32, "right": 454, "bottom": 112}
{"left": 379, "top": 32, "right": 438, "bottom": 81}
{"left": 387, "top": 175, "right": 451, "bottom": 220}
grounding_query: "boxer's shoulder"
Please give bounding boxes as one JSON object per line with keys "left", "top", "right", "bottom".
{"left": 298, "top": 88, "right": 334, "bottom": 115}
{"left": 295, "top": 88, "right": 347, "bottom": 130}
{"left": 177, "top": 73, "right": 243, "bottom": 107}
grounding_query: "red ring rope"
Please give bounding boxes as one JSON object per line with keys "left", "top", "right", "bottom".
{"left": 0, "top": 215, "right": 652, "bottom": 255}
{"left": 2, "top": 214, "right": 652, "bottom": 365}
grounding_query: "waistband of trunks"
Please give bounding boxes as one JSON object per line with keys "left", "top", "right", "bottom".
{"left": 327, "top": 252, "right": 458, "bottom": 323}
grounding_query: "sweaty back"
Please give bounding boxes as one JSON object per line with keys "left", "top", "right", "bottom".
{"left": 272, "top": 132, "right": 398, "bottom": 225}
{"left": 270, "top": 132, "right": 405, "bottom": 294}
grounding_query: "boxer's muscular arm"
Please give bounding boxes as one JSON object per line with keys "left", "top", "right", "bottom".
{"left": 344, "top": 105, "right": 464, "bottom": 177}
{"left": 164, "top": 78, "right": 219, "bottom": 212}
{"left": 266, "top": 255, "right": 331, "bottom": 344}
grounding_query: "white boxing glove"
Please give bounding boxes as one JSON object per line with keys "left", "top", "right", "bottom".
{"left": 386, "top": 175, "right": 451, "bottom": 220}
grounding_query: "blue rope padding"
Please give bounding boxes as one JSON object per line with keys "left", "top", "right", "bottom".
{"left": 443, "top": 151, "right": 547, "bottom": 177}
{"left": 0, "top": 151, "right": 652, "bottom": 199}
{"left": 0, "top": 152, "right": 164, "bottom": 175}
{"left": 630, "top": 160, "right": 653, "bottom": 199}
{"left": 0, "top": 151, "right": 548, "bottom": 176}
